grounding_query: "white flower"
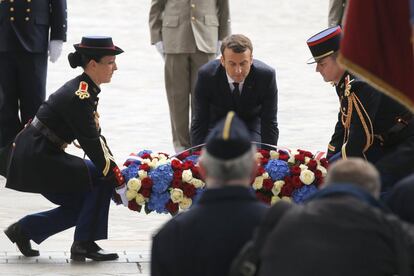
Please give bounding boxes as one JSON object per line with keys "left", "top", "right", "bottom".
{"left": 135, "top": 193, "right": 146, "bottom": 205}
{"left": 299, "top": 164, "right": 308, "bottom": 171}
{"left": 157, "top": 158, "right": 169, "bottom": 166}
{"left": 126, "top": 189, "right": 138, "bottom": 201}
{"left": 142, "top": 158, "right": 151, "bottom": 165}
{"left": 300, "top": 169, "right": 315, "bottom": 185}
{"left": 304, "top": 157, "right": 311, "bottom": 164}
{"left": 252, "top": 176, "right": 264, "bottom": 190}
{"left": 138, "top": 170, "right": 148, "bottom": 180}
{"left": 179, "top": 197, "right": 192, "bottom": 210}
{"left": 158, "top": 153, "right": 168, "bottom": 160}
{"left": 269, "top": 150, "right": 279, "bottom": 160}
{"left": 288, "top": 154, "right": 296, "bottom": 164}
{"left": 281, "top": 196, "right": 292, "bottom": 202}
{"left": 190, "top": 178, "right": 205, "bottom": 188}
{"left": 182, "top": 169, "right": 193, "bottom": 183}
{"left": 317, "top": 165, "right": 327, "bottom": 177}
{"left": 271, "top": 196, "right": 281, "bottom": 205}
{"left": 255, "top": 152, "right": 264, "bottom": 160}
{"left": 170, "top": 188, "right": 184, "bottom": 203}
{"left": 272, "top": 180, "right": 285, "bottom": 196}
{"left": 127, "top": 178, "right": 141, "bottom": 191}
{"left": 150, "top": 153, "right": 158, "bottom": 159}
{"left": 262, "top": 172, "right": 270, "bottom": 179}
{"left": 149, "top": 159, "right": 158, "bottom": 169}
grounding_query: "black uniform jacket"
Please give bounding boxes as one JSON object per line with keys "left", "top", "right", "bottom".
{"left": 151, "top": 186, "right": 268, "bottom": 276}
{"left": 190, "top": 59, "right": 279, "bottom": 146}
{"left": 5, "top": 73, "right": 118, "bottom": 193}
{"left": 0, "top": 0, "right": 67, "bottom": 52}
{"left": 327, "top": 72, "right": 414, "bottom": 160}
{"left": 259, "top": 196, "right": 414, "bottom": 276}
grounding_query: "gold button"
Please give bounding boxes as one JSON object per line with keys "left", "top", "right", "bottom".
{"left": 191, "top": 3, "right": 195, "bottom": 8}
{"left": 12, "top": 142, "right": 16, "bottom": 147}
{"left": 191, "top": 16, "right": 195, "bottom": 21}
{"left": 10, "top": 16, "right": 14, "bottom": 21}
{"left": 10, "top": 0, "right": 14, "bottom": 3}
{"left": 27, "top": 0, "right": 31, "bottom": 2}
{"left": 26, "top": 8, "right": 31, "bottom": 12}
{"left": 10, "top": 7, "right": 14, "bottom": 11}
{"left": 25, "top": 17, "right": 29, "bottom": 21}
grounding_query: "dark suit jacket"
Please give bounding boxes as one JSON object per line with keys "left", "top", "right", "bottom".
{"left": 190, "top": 59, "right": 279, "bottom": 146}
{"left": 5, "top": 73, "right": 119, "bottom": 193}
{"left": 259, "top": 194, "right": 414, "bottom": 276}
{"left": 151, "top": 186, "right": 268, "bottom": 276}
{"left": 0, "top": 0, "right": 67, "bottom": 52}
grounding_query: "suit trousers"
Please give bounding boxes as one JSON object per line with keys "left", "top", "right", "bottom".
{"left": 0, "top": 51, "right": 47, "bottom": 147}
{"left": 18, "top": 160, "right": 114, "bottom": 244}
{"left": 164, "top": 51, "right": 215, "bottom": 152}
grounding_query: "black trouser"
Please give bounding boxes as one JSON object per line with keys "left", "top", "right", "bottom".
{"left": 0, "top": 51, "right": 47, "bottom": 147}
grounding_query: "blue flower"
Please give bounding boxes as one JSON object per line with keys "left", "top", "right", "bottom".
{"left": 292, "top": 184, "right": 318, "bottom": 203}
{"left": 138, "top": 149, "right": 153, "bottom": 157}
{"left": 184, "top": 155, "right": 199, "bottom": 164}
{"left": 148, "top": 192, "right": 171, "bottom": 214}
{"left": 122, "top": 163, "right": 139, "bottom": 182}
{"left": 265, "top": 159, "right": 290, "bottom": 181}
{"left": 149, "top": 164, "right": 174, "bottom": 194}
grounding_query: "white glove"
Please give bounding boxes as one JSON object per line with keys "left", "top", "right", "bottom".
{"left": 48, "top": 40, "right": 63, "bottom": 63}
{"left": 115, "top": 184, "right": 129, "bottom": 207}
{"left": 216, "top": 40, "right": 222, "bottom": 57}
{"left": 154, "top": 41, "right": 165, "bottom": 60}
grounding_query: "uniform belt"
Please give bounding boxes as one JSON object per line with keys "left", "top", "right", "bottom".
{"left": 31, "top": 117, "right": 68, "bottom": 149}
{"left": 376, "top": 113, "right": 414, "bottom": 143}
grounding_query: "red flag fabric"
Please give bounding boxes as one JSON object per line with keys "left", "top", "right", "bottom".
{"left": 338, "top": 0, "right": 414, "bottom": 113}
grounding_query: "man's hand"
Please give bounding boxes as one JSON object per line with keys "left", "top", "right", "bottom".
{"left": 154, "top": 41, "right": 165, "bottom": 60}
{"left": 115, "top": 184, "right": 129, "bottom": 207}
{"left": 48, "top": 40, "right": 63, "bottom": 63}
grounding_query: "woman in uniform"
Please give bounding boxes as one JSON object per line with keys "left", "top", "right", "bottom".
{"left": 3, "top": 36, "right": 125, "bottom": 262}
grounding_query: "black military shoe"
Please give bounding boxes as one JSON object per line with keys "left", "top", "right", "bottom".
{"left": 70, "top": 241, "right": 119, "bottom": 262}
{"left": 4, "top": 222, "right": 39, "bottom": 257}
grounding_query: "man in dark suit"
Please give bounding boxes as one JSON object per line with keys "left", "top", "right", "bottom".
{"left": 0, "top": 0, "right": 67, "bottom": 147}
{"left": 190, "top": 34, "right": 279, "bottom": 147}
{"left": 259, "top": 158, "right": 414, "bottom": 276}
{"left": 152, "top": 111, "right": 268, "bottom": 276}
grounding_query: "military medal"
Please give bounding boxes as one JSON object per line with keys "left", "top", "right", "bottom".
{"left": 75, "top": 81, "right": 90, "bottom": 99}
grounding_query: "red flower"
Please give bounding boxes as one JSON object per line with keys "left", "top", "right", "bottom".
{"left": 192, "top": 150, "right": 202, "bottom": 156}
{"left": 281, "top": 184, "right": 294, "bottom": 197}
{"left": 259, "top": 149, "right": 270, "bottom": 158}
{"left": 256, "top": 166, "right": 265, "bottom": 176}
{"left": 290, "top": 166, "right": 301, "bottom": 176}
{"left": 128, "top": 200, "right": 142, "bottom": 212}
{"left": 319, "top": 158, "right": 329, "bottom": 168}
{"left": 191, "top": 166, "right": 200, "bottom": 178}
{"left": 263, "top": 178, "right": 273, "bottom": 191}
{"left": 279, "top": 153, "right": 289, "bottom": 161}
{"left": 140, "top": 153, "right": 152, "bottom": 159}
{"left": 141, "top": 177, "right": 153, "bottom": 189}
{"left": 298, "top": 149, "right": 313, "bottom": 158}
{"left": 166, "top": 200, "right": 179, "bottom": 215}
{"left": 256, "top": 191, "right": 271, "bottom": 205}
{"left": 182, "top": 183, "right": 196, "bottom": 198}
{"left": 176, "top": 151, "right": 190, "bottom": 160}
{"left": 139, "top": 163, "right": 150, "bottom": 171}
{"left": 260, "top": 158, "right": 269, "bottom": 166}
{"left": 171, "top": 159, "right": 182, "bottom": 170}
{"left": 140, "top": 188, "right": 151, "bottom": 198}
{"left": 294, "top": 154, "right": 305, "bottom": 163}
{"left": 171, "top": 179, "right": 182, "bottom": 189}
{"left": 292, "top": 176, "right": 303, "bottom": 189}
{"left": 183, "top": 160, "right": 194, "bottom": 170}
{"left": 173, "top": 170, "right": 183, "bottom": 180}
{"left": 307, "top": 160, "right": 318, "bottom": 171}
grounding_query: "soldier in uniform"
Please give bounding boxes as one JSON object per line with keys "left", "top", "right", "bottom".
{"left": 149, "top": 0, "right": 231, "bottom": 152}
{"left": 2, "top": 36, "right": 124, "bottom": 261}
{"left": 0, "top": 0, "right": 67, "bottom": 148}
{"left": 306, "top": 26, "right": 414, "bottom": 191}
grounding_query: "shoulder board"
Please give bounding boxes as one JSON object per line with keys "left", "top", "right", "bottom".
{"left": 75, "top": 81, "right": 90, "bottom": 100}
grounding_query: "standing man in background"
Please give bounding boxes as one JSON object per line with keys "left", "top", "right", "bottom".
{"left": 328, "top": 0, "right": 347, "bottom": 27}
{"left": 149, "top": 0, "right": 231, "bottom": 152}
{"left": 0, "top": 0, "right": 67, "bottom": 148}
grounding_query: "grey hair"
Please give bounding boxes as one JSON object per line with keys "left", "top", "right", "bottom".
{"left": 324, "top": 157, "right": 381, "bottom": 198}
{"left": 199, "top": 145, "right": 257, "bottom": 184}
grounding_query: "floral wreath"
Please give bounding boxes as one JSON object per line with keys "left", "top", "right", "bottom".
{"left": 115, "top": 146, "right": 328, "bottom": 216}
